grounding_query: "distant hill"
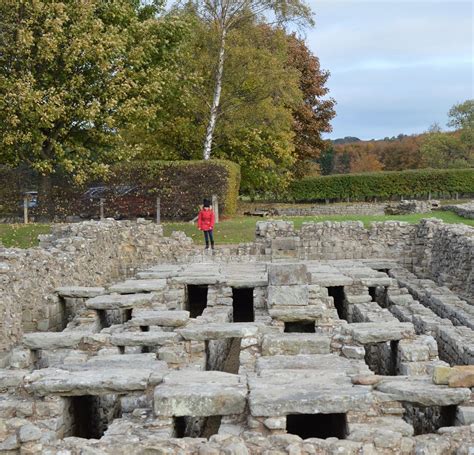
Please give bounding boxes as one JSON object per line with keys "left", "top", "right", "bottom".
{"left": 332, "top": 136, "right": 361, "bottom": 145}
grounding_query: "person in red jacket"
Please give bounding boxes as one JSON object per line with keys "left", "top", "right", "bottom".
{"left": 197, "top": 199, "right": 215, "bottom": 249}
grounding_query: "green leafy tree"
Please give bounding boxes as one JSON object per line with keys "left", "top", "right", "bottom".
{"left": 0, "top": 0, "right": 189, "bottom": 188}
{"left": 140, "top": 16, "right": 303, "bottom": 194}
{"left": 420, "top": 132, "right": 471, "bottom": 168}
{"left": 448, "top": 99, "right": 474, "bottom": 149}
{"left": 179, "top": 0, "right": 313, "bottom": 160}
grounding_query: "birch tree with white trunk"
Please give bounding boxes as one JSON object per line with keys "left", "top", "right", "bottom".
{"left": 182, "top": 0, "right": 313, "bottom": 160}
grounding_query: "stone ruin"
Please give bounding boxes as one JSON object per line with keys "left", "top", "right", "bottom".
{"left": 0, "top": 219, "right": 473, "bottom": 454}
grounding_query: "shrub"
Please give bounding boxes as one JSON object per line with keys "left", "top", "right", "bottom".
{"left": 0, "top": 160, "right": 240, "bottom": 221}
{"left": 289, "top": 168, "right": 474, "bottom": 202}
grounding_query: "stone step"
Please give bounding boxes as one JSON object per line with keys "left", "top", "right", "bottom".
{"left": 86, "top": 293, "right": 158, "bottom": 310}
{"left": 130, "top": 310, "right": 189, "bottom": 328}
{"left": 154, "top": 371, "right": 247, "bottom": 417}
{"left": 345, "top": 322, "right": 415, "bottom": 344}
{"left": 25, "top": 367, "right": 165, "bottom": 396}
{"left": 108, "top": 279, "right": 167, "bottom": 294}
{"left": 110, "top": 332, "right": 180, "bottom": 347}
{"left": 55, "top": 286, "right": 105, "bottom": 298}
{"left": 22, "top": 332, "right": 88, "bottom": 350}
{"left": 261, "top": 333, "right": 331, "bottom": 356}
{"left": 375, "top": 377, "right": 471, "bottom": 406}
{"left": 177, "top": 323, "right": 259, "bottom": 341}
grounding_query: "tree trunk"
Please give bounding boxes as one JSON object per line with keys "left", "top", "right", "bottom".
{"left": 203, "top": 28, "right": 227, "bottom": 160}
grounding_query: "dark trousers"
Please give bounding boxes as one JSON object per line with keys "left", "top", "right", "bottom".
{"left": 204, "top": 230, "right": 214, "bottom": 247}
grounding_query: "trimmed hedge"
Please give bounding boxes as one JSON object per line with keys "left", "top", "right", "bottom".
{"left": 289, "top": 168, "right": 474, "bottom": 202}
{"left": 0, "top": 160, "right": 241, "bottom": 221}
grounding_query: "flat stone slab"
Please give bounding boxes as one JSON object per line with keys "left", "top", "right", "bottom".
{"left": 130, "top": 310, "right": 190, "bottom": 327}
{"left": 110, "top": 332, "right": 180, "bottom": 347}
{"left": 375, "top": 377, "right": 471, "bottom": 406}
{"left": 177, "top": 323, "right": 259, "bottom": 341}
{"left": 269, "top": 306, "right": 326, "bottom": 322}
{"left": 56, "top": 287, "right": 105, "bottom": 298}
{"left": 249, "top": 369, "right": 373, "bottom": 416}
{"left": 308, "top": 273, "right": 354, "bottom": 287}
{"left": 347, "top": 322, "right": 415, "bottom": 344}
{"left": 23, "top": 332, "right": 87, "bottom": 350}
{"left": 86, "top": 293, "right": 158, "bottom": 310}
{"left": 25, "top": 367, "right": 164, "bottom": 396}
{"left": 154, "top": 371, "right": 247, "bottom": 416}
{"left": 256, "top": 354, "right": 371, "bottom": 376}
{"left": 261, "top": 334, "right": 331, "bottom": 356}
{"left": 82, "top": 354, "right": 168, "bottom": 371}
{"left": 108, "top": 279, "right": 167, "bottom": 294}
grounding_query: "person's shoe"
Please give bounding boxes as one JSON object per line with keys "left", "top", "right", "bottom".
{"left": 211, "top": 242, "right": 215, "bottom": 249}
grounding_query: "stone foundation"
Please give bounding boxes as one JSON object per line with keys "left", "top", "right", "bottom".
{"left": 0, "top": 219, "right": 473, "bottom": 453}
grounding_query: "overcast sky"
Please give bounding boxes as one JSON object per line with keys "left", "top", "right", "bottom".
{"left": 305, "top": 0, "right": 473, "bottom": 140}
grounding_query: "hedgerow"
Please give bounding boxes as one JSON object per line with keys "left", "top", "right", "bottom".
{"left": 0, "top": 160, "right": 240, "bottom": 221}
{"left": 289, "top": 169, "right": 474, "bottom": 202}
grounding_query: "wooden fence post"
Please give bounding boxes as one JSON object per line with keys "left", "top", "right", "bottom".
{"left": 23, "top": 197, "right": 28, "bottom": 224}
{"left": 156, "top": 197, "right": 161, "bottom": 224}
{"left": 212, "top": 194, "right": 219, "bottom": 224}
{"left": 99, "top": 198, "right": 105, "bottom": 220}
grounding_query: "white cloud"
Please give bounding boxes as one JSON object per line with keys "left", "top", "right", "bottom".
{"left": 306, "top": 0, "right": 474, "bottom": 139}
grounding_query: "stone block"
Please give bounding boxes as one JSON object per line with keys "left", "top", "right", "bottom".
{"left": 261, "top": 334, "right": 331, "bottom": 356}
{"left": 375, "top": 377, "right": 471, "bottom": 406}
{"left": 267, "top": 286, "right": 308, "bottom": 307}
{"left": 130, "top": 310, "right": 190, "bottom": 327}
{"left": 23, "top": 331, "right": 89, "bottom": 350}
{"left": 154, "top": 371, "right": 247, "bottom": 417}
{"left": 347, "top": 322, "right": 415, "bottom": 344}
{"left": 268, "top": 264, "right": 307, "bottom": 286}
{"left": 178, "top": 323, "right": 259, "bottom": 341}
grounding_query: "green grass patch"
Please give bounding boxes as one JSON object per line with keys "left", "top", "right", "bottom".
{"left": 1, "top": 211, "right": 472, "bottom": 249}
{"left": 0, "top": 223, "right": 51, "bottom": 248}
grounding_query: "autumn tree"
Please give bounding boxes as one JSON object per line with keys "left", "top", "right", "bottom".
{"left": 286, "top": 34, "right": 335, "bottom": 177}
{"left": 0, "top": 0, "right": 189, "bottom": 188}
{"left": 181, "top": 0, "right": 313, "bottom": 160}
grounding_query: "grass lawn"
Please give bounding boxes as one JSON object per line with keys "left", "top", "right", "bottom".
{"left": 1, "top": 211, "right": 472, "bottom": 248}
{"left": 0, "top": 223, "right": 51, "bottom": 248}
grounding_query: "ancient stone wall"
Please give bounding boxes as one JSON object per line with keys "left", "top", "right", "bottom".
{"left": 273, "top": 202, "right": 386, "bottom": 217}
{"left": 0, "top": 220, "right": 193, "bottom": 358}
{"left": 254, "top": 220, "right": 417, "bottom": 265}
{"left": 413, "top": 219, "right": 474, "bottom": 303}
{"left": 442, "top": 202, "right": 474, "bottom": 219}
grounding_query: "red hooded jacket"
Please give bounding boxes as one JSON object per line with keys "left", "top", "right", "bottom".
{"left": 198, "top": 208, "right": 215, "bottom": 231}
